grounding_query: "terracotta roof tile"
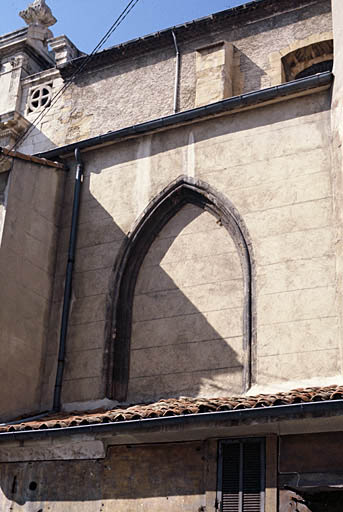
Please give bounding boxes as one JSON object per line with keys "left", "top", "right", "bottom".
{"left": 1, "top": 385, "right": 343, "bottom": 433}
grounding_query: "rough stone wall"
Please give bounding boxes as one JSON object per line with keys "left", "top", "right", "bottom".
{"left": 179, "top": 0, "right": 332, "bottom": 105}
{"left": 0, "top": 441, "right": 210, "bottom": 511}
{"left": 0, "top": 160, "right": 65, "bottom": 420}
{"left": 18, "top": 0, "right": 331, "bottom": 154}
{"left": 40, "top": 86, "right": 337, "bottom": 408}
{"left": 128, "top": 204, "right": 245, "bottom": 403}
{"left": 230, "top": 0, "right": 332, "bottom": 93}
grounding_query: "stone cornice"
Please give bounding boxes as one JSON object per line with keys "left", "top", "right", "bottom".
{"left": 0, "top": 111, "right": 31, "bottom": 142}
{"left": 0, "top": 27, "right": 54, "bottom": 69}
{"left": 0, "top": 112, "right": 32, "bottom": 171}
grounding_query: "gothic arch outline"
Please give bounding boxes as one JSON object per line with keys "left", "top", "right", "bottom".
{"left": 106, "top": 175, "right": 255, "bottom": 401}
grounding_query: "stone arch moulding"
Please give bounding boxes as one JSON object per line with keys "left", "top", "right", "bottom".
{"left": 105, "top": 175, "right": 255, "bottom": 402}
{"left": 268, "top": 31, "right": 333, "bottom": 85}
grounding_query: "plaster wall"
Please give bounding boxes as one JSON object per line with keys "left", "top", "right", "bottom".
{"left": 40, "top": 87, "right": 338, "bottom": 408}
{"left": 0, "top": 160, "right": 64, "bottom": 420}
{"left": 18, "top": 0, "right": 331, "bottom": 154}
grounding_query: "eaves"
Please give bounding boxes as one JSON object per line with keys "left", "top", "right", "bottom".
{"left": 36, "top": 71, "right": 333, "bottom": 161}
{"left": 1, "top": 399, "right": 343, "bottom": 443}
{"left": 58, "top": 0, "right": 327, "bottom": 79}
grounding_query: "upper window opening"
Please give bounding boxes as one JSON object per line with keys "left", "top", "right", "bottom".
{"left": 27, "top": 83, "right": 53, "bottom": 113}
{"left": 282, "top": 39, "right": 333, "bottom": 82}
{"left": 294, "top": 59, "right": 333, "bottom": 80}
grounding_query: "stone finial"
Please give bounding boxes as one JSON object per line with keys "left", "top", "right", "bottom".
{"left": 19, "top": 0, "right": 57, "bottom": 28}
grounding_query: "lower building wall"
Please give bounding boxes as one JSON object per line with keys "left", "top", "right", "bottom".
{"left": 0, "top": 441, "right": 212, "bottom": 511}
{"left": 1, "top": 432, "right": 343, "bottom": 511}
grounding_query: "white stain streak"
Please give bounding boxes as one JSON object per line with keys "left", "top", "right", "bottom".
{"left": 0, "top": 171, "right": 11, "bottom": 247}
{"left": 186, "top": 129, "right": 195, "bottom": 178}
{"left": 134, "top": 135, "right": 152, "bottom": 218}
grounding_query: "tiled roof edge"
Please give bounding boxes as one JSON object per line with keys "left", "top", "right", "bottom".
{"left": 1, "top": 385, "right": 343, "bottom": 440}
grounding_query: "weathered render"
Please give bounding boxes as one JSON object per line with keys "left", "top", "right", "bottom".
{"left": 41, "top": 87, "right": 336, "bottom": 407}
{"left": 0, "top": 156, "right": 65, "bottom": 420}
{"left": 0, "top": 0, "right": 342, "bottom": 510}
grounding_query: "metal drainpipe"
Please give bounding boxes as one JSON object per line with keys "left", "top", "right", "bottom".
{"left": 53, "top": 148, "right": 84, "bottom": 412}
{"left": 172, "top": 30, "right": 180, "bottom": 114}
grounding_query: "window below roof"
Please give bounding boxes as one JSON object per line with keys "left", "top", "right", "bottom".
{"left": 217, "top": 438, "right": 265, "bottom": 512}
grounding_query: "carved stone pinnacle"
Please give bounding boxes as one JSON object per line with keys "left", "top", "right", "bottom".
{"left": 19, "top": 0, "right": 57, "bottom": 28}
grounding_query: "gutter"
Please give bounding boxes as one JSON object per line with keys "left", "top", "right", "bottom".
{"left": 36, "top": 71, "right": 333, "bottom": 161}
{"left": 1, "top": 399, "right": 343, "bottom": 442}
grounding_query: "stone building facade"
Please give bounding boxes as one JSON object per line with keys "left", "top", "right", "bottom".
{"left": 0, "top": 0, "right": 343, "bottom": 510}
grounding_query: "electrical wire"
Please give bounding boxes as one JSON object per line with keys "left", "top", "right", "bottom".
{"left": 0, "top": 0, "right": 141, "bottom": 165}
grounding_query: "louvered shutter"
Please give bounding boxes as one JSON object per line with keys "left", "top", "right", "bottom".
{"left": 221, "top": 442, "right": 240, "bottom": 512}
{"left": 219, "top": 439, "right": 265, "bottom": 512}
{"left": 242, "top": 441, "right": 263, "bottom": 511}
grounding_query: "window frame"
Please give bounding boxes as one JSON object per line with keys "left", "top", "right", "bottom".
{"left": 107, "top": 176, "right": 255, "bottom": 401}
{"left": 217, "top": 437, "right": 266, "bottom": 512}
{"left": 281, "top": 39, "right": 333, "bottom": 82}
{"left": 27, "top": 82, "right": 53, "bottom": 114}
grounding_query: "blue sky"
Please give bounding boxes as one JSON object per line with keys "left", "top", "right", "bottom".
{"left": 3, "top": 0, "right": 246, "bottom": 54}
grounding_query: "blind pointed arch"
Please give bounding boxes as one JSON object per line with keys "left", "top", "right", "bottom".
{"left": 106, "top": 176, "right": 255, "bottom": 402}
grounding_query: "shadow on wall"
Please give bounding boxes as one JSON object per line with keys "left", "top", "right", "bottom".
{"left": 108, "top": 175, "right": 253, "bottom": 403}
{"left": 18, "top": 124, "right": 58, "bottom": 156}
{"left": 130, "top": 203, "right": 244, "bottom": 400}
{"left": 239, "top": 52, "right": 267, "bottom": 93}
